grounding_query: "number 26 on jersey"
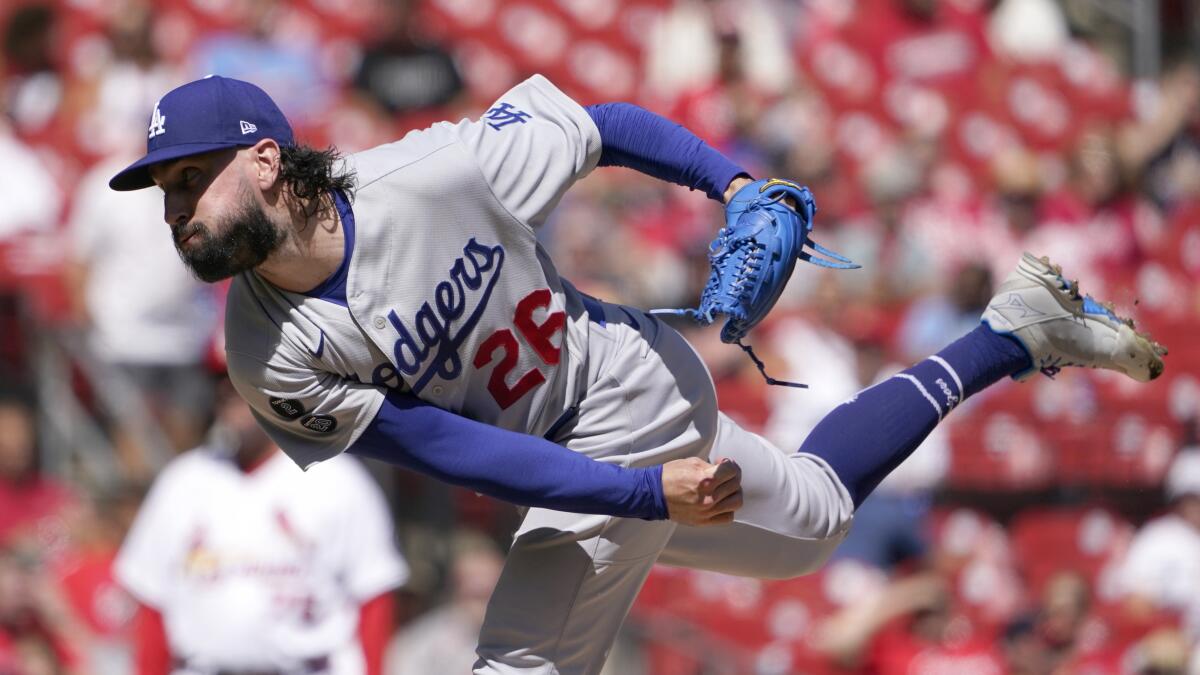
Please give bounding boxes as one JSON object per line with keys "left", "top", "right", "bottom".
{"left": 473, "top": 289, "right": 564, "bottom": 410}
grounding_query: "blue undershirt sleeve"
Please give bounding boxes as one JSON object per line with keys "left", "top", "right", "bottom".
{"left": 585, "top": 102, "right": 749, "bottom": 202}
{"left": 348, "top": 389, "right": 669, "bottom": 520}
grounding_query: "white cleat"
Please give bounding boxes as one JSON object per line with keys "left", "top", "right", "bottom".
{"left": 981, "top": 252, "right": 1167, "bottom": 382}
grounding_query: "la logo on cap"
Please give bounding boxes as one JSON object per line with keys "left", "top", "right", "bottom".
{"left": 240, "top": 120, "right": 257, "bottom": 135}
{"left": 148, "top": 105, "right": 166, "bottom": 138}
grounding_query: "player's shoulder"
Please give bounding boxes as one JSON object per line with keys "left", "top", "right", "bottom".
{"left": 344, "top": 122, "right": 463, "bottom": 190}
{"left": 346, "top": 74, "right": 581, "bottom": 189}
{"left": 224, "top": 273, "right": 317, "bottom": 369}
{"left": 225, "top": 272, "right": 283, "bottom": 343}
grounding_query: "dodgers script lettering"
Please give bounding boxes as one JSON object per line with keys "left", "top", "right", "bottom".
{"left": 386, "top": 239, "right": 505, "bottom": 394}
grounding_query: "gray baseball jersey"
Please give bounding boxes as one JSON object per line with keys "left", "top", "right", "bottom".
{"left": 226, "top": 75, "right": 601, "bottom": 468}
{"left": 224, "top": 74, "right": 855, "bottom": 675}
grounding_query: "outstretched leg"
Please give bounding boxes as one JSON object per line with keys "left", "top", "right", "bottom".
{"left": 801, "top": 322, "right": 1028, "bottom": 507}
{"left": 661, "top": 252, "right": 1167, "bottom": 578}
{"left": 658, "top": 321, "right": 1028, "bottom": 578}
{"left": 805, "top": 252, "right": 1166, "bottom": 507}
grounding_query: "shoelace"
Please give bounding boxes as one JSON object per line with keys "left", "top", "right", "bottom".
{"left": 1040, "top": 356, "right": 1080, "bottom": 379}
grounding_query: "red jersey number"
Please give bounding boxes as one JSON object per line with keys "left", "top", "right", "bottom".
{"left": 472, "top": 289, "right": 565, "bottom": 410}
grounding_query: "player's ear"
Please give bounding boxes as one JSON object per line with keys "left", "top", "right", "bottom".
{"left": 249, "top": 139, "right": 283, "bottom": 192}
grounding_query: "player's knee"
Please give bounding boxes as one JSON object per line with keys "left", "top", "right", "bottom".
{"left": 778, "top": 458, "right": 856, "bottom": 541}
{"left": 792, "top": 505, "right": 854, "bottom": 541}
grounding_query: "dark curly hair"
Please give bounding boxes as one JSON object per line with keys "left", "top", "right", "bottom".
{"left": 279, "top": 144, "right": 357, "bottom": 216}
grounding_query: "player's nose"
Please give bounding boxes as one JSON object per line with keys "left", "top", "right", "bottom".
{"left": 163, "top": 192, "right": 192, "bottom": 228}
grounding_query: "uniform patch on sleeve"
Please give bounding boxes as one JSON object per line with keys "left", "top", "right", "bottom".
{"left": 269, "top": 397, "right": 307, "bottom": 420}
{"left": 300, "top": 414, "right": 338, "bottom": 434}
{"left": 483, "top": 102, "right": 532, "bottom": 130}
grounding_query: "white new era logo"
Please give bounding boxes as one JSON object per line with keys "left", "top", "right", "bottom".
{"left": 148, "top": 105, "right": 166, "bottom": 138}
{"left": 240, "top": 120, "right": 257, "bottom": 135}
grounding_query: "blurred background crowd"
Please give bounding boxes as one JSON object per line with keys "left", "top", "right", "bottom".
{"left": 1, "top": 0, "right": 1199, "bottom": 673}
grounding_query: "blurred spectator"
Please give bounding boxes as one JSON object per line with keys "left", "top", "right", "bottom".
{"left": 1115, "top": 448, "right": 1200, "bottom": 642}
{"left": 0, "top": 543, "right": 86, "bottom": 675}
{"left": 0, "top": 389, "right": 76, "bottom": 549}
{"left": 0, "top": 389, "right": 87, "bottom": 674}
{"left": 351, "top": 0, "right": 464, "bottom": 120}
{"left": 50, "top": 481, "right": 142, "bottom": 675}
{"left": 1002, "top": 571, "right": 1091, "bottom": 675}
{"left": 187, "top": 0, "right": 333, "bottom": 124}
{"left": 987, "top": 0, "right": 1069, "bottom": 63}
{"left": 897, "top": 262, "right": 993, "bottom": 360}
{"left": 0, "top": 118, "right": 61, "bottom": 240}
{"left": 1022, "top": 123, "right": 1151, "bottom": 291}
{"left": 758, "top": 86, "right": 852, "bottom": 217}
{"left": 114, "top": 379, "right": 408, "bottom": 675}
{"left": 74, "top": 1, "right": 184, "bottom": 159}
{"left": 644, "top": 0, "right": 793, "bottom": 104}
{"left": 1126, "top": 64, "right": 1200, "bottom": 211}
{"left": 65, "top": 154, "right": 219, "bottom": 473}
{"left": 1, "top": 4, "right": 63, "bottom": 139}
{"left": 1126, "top": 628, "right": 1192, "bottom": 675}
{"left": 1063, "top": 625, "right": 1194, "bottom": 675}
{"left": 386, "top": 531, "right": 503, "bottom": 675}
{"left": 990, "top": 147, "right": 1044, "bottom": 241}
{"left": 821, "top": 141, "right": 958, "bottom": 305}
{"left": 816, "top": 571, "right": 1006, "bottom": 674}
{"left": 658, "top": 9, "right": 784, "bottom": 163}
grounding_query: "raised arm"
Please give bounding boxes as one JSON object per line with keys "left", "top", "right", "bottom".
{"left": 585, "top": 102, "right": 751, "bottom": 203}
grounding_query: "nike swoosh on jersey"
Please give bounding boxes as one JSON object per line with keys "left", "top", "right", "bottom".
{"left": 309, "top": 331, "right": 326, "bottom": 359}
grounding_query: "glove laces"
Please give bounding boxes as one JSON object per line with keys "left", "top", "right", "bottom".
{"left": 736, "top": 338, "right": 808, "bottom": 389}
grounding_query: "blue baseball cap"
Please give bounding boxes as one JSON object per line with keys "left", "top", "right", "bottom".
{"left": 109, "top": 75, "right": 294, "bottom": 191}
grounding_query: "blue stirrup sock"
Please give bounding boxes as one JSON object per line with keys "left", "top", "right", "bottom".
{"left": 800, "top": 324, "right": 1032, "bottom": 507}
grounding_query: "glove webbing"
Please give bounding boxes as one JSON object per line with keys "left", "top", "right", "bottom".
{"left": 735, "top": 339, "right": 808, "bottom": 389}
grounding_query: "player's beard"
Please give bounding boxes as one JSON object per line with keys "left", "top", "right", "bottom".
{"left": 172, "top": 192, "right": 284, "bottom": 283}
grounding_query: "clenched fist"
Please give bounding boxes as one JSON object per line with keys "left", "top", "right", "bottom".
{"left": 661, "top": 457, "right": 742, "bottom": 526}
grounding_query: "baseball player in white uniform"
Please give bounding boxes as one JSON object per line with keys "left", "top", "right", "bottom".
{"left": 109, "top": 74, "right": 1166, "bottom": 674}
{"left": 114, "top": 381, "right": 408, "bottom": 675}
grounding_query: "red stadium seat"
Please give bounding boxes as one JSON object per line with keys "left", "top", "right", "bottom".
{"left": 946, "top": 410, "right": 1056, "bottom": 490}
{"left": 1008, "top": 508, "right": 1133, "bottom": 596}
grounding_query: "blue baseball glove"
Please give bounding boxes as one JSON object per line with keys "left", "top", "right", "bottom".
{"left": 654, "top": 178, "right": 860, "bottom": 387}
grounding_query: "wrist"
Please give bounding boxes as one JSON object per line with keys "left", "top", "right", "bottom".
{"left": 642, "top": 465, "right": 669, "bottom": 520}
{"left": 722, "top": 175, "right": 753, "bottom": 203}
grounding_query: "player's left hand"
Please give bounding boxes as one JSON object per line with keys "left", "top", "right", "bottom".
{"left": 655, "top": 178, "right": 860, "bottom": 347}
{"left": 661, "top": 457, "right": 743, "bottom": 526}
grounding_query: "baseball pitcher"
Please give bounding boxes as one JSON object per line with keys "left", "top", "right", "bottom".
{"left": 109, "top": 74, "right": 1166, "bottom": 674}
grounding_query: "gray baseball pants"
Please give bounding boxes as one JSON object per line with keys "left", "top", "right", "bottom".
{"left": 474, "top": 301, "right": 855, "bottom": 674}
